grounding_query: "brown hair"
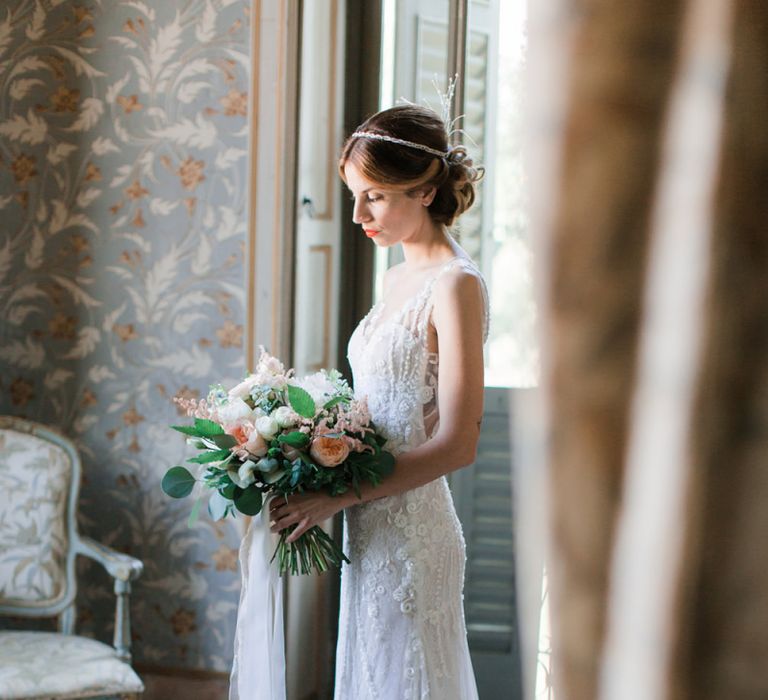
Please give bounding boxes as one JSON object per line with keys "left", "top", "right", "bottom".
{"left": 338, "top": 104, "right": 483, "bottom": 227}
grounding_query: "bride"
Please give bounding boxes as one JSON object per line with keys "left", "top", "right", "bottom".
{"left": 269, "top": 103, "right": 488, "bottom": 699}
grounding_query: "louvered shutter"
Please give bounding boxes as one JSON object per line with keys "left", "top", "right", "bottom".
{"left": 388, "top": 2, "right": 522, "bottom": 696}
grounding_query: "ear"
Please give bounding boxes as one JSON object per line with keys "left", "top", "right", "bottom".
{"left": 420, "top": 186, "right": 436, "bottom": 207}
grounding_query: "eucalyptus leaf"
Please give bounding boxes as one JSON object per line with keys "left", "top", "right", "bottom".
{"left": 234, "top": 486, "right": 263, "bottom": 516}
{"left": 287, "top": 384, "right": 316, "bottom": 419}
{"left": 220, "top": 479, "right": 237, "bottom": 500}
{"left": 162, "top": 466, "right": 196, "bottom": 498}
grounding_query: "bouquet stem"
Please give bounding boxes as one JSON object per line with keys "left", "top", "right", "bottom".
{"left": 271, "top": 525, "right": 350, "bottom": 576}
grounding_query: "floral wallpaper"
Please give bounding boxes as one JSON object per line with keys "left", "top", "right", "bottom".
{"left": 0, "top": 0, "right": 251, "bottom": 672}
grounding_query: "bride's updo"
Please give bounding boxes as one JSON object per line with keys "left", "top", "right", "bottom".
{"left": 339, "top": 104, "right": 483, "bottom": 227}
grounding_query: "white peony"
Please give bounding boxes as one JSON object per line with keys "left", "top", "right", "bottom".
{"left": 255, "top": 415, "right": 278, "bottom": 440}
{"left": 291, "top": 371, "right": 336, "bottom": 409}
{"left": 228, "top": 375, "right": 259, "bottom": 400}
{"left": 217, "top": 397, "right": 254, "bottom": 424}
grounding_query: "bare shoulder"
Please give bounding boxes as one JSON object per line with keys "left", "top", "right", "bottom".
{"left": 432, "top": 262, "right": 485, "bottom": 326}
{"left": 433, "top": 262, "right": 484, "bottom": 304}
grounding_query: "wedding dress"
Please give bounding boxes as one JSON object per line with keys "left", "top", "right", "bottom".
{"left": 335, "top": 255, "right": 488, "bottom": 700}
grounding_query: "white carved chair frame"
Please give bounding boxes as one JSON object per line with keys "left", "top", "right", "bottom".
{"left": 0, "top": 416, "right": 144, "bottom": 699}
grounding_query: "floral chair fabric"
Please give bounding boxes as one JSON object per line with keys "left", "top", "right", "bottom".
{"left": 0, "top": 428, "right": 71, "bottom": 606}
{"left": 0, "top": 417, "right": 145, "bottom": 699}
{"left": 0, "top": 632, "right": 144, "bottom": 699}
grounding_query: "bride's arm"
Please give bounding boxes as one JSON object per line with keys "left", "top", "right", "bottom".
{"left": 270, "top": 268, "right": 486, "bottom": 541}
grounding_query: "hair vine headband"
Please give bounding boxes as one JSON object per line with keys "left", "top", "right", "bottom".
{"left": 351, "top": 131, "right": 448, "bottom": 158}
{"left": 353, "top": 75, "right": 476, "bottom": 158}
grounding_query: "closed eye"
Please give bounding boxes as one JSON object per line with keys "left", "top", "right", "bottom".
{"left": 349, "top": 194, "right": 383, "bottom": 203}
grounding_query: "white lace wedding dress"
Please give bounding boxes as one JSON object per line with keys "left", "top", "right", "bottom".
{"left": 335, "top": 256, "right": 488, "bottom": 700}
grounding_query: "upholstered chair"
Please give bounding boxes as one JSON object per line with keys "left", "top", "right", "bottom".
{"left": 0, "top": 416, "right": 145, "bottom": 700}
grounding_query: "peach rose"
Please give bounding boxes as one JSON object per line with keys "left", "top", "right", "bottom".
{"left": 228, "top": 423, "right": 268, "bottom": 459}
{"left": 244, "top": 430, "right": 268, "bottom": 458}
{"left": 309, "top": 436, "right": 349, "bottom": 468}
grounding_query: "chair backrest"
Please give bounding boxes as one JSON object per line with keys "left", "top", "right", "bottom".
{"left": 0, "top": 416, "right": 80, "bottom": 618}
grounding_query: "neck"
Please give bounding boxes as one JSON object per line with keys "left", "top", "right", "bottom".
{"left": 400, "top": 222, "right": 457, "bottom": 270}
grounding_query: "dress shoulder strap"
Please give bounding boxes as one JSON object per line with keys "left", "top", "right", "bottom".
{"left": 420, "top": 256, "right": 490, "bottom": 343}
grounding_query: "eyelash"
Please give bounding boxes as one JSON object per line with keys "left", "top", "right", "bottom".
{"left": 350, "top": 195, "right": 382, "bottom": 203}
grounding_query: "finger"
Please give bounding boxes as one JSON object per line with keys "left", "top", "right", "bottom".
{"left": 270, "top": 500, "right": 293, "bottom": 520}
{"left": 286, "top": 517, "right": 311, "bottom": 543}
{"left": 271, "top": 510, "right": 303, "bottom": 533}
{"left": 269, "top": 497, "right": 287, "bottom": 513}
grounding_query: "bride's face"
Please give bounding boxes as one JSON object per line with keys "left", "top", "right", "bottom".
{"left": 344, "top": 161, "right": 435, "bottom": 247}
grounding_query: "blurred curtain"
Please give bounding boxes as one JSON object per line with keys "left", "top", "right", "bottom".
{"left": 530, "top": 0, "right": 768, "bottom": 697}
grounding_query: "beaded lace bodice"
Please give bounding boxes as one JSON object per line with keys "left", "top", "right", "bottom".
{"left": 348, "top": 256, "right": 489, "bottom": 455}
{"left": 334, "top": 256, "right": 487, "bottom": 700}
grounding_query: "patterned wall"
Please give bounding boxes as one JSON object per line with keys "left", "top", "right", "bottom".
{"left": 0, "top": 0, "right": 250, "bottom": 672}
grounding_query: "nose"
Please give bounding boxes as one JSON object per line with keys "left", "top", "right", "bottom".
{"left": 352, "top": 196, "right": 371, "bottom": 225}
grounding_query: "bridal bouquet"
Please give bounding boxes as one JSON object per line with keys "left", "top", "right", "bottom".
{"left": 161, "top": 348, "right": 394, "bottom": 575}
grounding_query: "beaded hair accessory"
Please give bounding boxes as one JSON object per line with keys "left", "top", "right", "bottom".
{"left": 351, "top": 131, "right": 448, "bottom": 158}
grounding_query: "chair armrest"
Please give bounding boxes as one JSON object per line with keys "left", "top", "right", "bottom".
{"left": 75, "top": 536, "right": 143, "bottom": 663}
{"left": 76, "top": 536, "right": 143, "bottom": 582}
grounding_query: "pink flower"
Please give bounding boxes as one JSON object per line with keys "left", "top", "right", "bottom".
{"left": 228, "top": 421, "right": 268, "bottom": 459}
{"left": 309, "top": 436, "right": 350, "bottom": 468}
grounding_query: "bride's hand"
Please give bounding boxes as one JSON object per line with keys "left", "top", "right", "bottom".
{"left": 268, "top": 491, "right": 349, "bottom": 543}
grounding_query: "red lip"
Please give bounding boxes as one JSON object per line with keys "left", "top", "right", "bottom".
{"left": 364, "top": 229, "right": 380, "bottom": 238}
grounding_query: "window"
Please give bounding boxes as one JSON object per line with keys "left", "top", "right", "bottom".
{"left": 377, "top": 0, "right": 537, "bottom": 388}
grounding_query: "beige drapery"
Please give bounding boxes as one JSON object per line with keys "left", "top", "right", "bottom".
{"left": 531, "top": 0, "right": 768, "bottom": 697}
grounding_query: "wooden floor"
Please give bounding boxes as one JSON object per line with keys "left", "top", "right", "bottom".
{"left": 140, "top": 672, "right": 230, "bottom": 700}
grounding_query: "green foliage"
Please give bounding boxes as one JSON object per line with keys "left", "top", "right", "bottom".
{"left": 218, "top": 478, "right": 237, "bottom": 500}
{"left": 277, "top": 431, "right": 310, "bottom": 448}
{"left": 287, "top": 384, "right": 316, "bottom": 419}
{"left": 270, "top": 524, "right": 350, "bottom": 576}
{"left": 187, "top": 497, "right": 202, "bottom": 527}
{"left": 234, "top": 486, "right": 263, "bottom": 516}
{"left": 171, "top": 424, "right": 204, "bottom": 437}
{"left": 194, "top": 418, "right": 225, "bottom": 435}
{"left": 165, "top": 386, "right": 396, "bottom": 573}
{"left": 171, "top": 418, "right": 226, "bottom": 439}
{"left": 207, "top": 433, "right": 237, "bottom": 449}
{"left": 187, "top": 449, "right": 232, "bottom": 464}
{"left": 162, "top": 466, "right": 196, "bottom": 498}
{"left": 322, "top": 395, "right": 348, "bottom": 411}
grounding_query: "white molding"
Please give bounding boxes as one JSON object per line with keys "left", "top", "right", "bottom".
{"left": 246, "top": 0, "right": 301, "bottom": 369}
